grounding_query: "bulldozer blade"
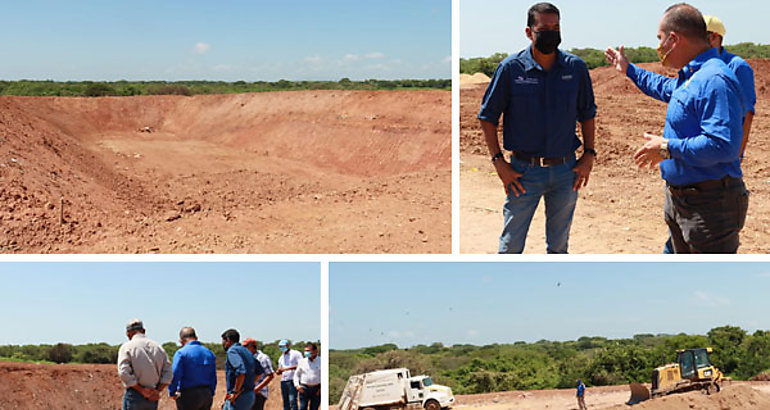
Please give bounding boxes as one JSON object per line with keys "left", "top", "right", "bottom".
{"left": 627, "top": 382, "right": 651, "bottom": 405}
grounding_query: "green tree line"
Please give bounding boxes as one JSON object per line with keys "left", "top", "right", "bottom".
{"left": 0, "top": 78, "right": 450, "bottom": 97}
{"left": 0, "top": 339, "right": 317, "bottom": 371}
{"left": 461, "top": 42, "right": 770, "bottom": 75}
{"left": 330, "top": 326, "right": 770, "bottom": 404}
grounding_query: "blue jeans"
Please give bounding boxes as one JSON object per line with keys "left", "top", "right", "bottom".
{"left": 281, "top": 380, "right": 299, "bottom": 410}
{"left": 299, "top": 385, "right": 320, "bottom": 410}
{"left": 224, "top": 390, "right": 255, "bottom": 410}
{"left": 499, "top": 156, "right": 578, "bottom": 253}
{"left": 122, "top": 388, "right": 159, "bottom": 410}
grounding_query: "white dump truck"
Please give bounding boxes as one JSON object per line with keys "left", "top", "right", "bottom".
{"left": 338, "top": 368, "right": 455, "bottom": 410}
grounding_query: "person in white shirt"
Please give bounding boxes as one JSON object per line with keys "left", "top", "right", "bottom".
{"left": 276, "top": 339, "right": 303, "bottom": 410}
{"left": 293, "top": 343, "right": 321, "bottom": 410}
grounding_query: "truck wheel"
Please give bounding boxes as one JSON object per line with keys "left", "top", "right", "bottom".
{"left": 424, "top": 400, "right": 441, "bottom": 410}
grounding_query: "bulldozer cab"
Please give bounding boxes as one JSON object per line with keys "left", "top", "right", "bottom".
{"left": 677, "top": 348, "right": 714, "bottom": 380}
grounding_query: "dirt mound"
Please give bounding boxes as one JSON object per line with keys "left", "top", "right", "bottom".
{"left": 0, "top": 360, "right": 284, "bottom": 410}
{"left": 1, "top": 90, "right": 450, "bottom": 253}
{"left": 611, "top": 384, "right": 770, "bottom": 410}
{"left": 460, "top": 58, "right": 770, "bottom": 253}
{"left": 460, "top": 73, "right": 491, "bottom": 86}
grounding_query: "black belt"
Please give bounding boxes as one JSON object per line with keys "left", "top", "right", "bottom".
{"left": 513, "top": 151, "right": 571, "bottom": 167}
{"left": 668, "top": 176, "right": 741, "bottom": 195}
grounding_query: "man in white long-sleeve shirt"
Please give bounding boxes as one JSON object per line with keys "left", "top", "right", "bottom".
{"left": 276, "top": 340, "right": 303, "bottom": 410}
{"left": 293, "top": 343, "right": 321, "bottom": 410}
{"left": 117, "top": 319, "right": 173, "bottom": 410}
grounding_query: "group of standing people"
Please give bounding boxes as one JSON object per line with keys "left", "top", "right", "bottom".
{"left": 116, "top": 319, "right": 320, "bottom": 410}
{"left": 481, "top": 2, "right": 755, "bottom": 254}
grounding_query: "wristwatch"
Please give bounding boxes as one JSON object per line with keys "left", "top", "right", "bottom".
{"left": 584, "top": 148, "right": 597, "bottom": 158}
{"left": 660, "top": 140, "right": 671, "bottom": 160}
{"left": 491, "top": 152, "right": 504, "bottom": 163}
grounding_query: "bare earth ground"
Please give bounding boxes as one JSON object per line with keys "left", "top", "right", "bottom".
{"left": 454, "top": 381, "right": 770, "bottom": 410}
{"left": 0, "top": 90, "right": 450, "bottom": 253}
{"left": 461, "top": 60, "right": 770, "bottom": 253}
{"left": 0, "top": 360, "right": 287, "bottom": 410}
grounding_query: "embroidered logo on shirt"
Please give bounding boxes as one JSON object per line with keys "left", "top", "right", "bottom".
{"left": 561, "top": 74, "right": 573, "bottom": 80}
{"left": 515, "top": 76, "right": 539, "bottom": 85}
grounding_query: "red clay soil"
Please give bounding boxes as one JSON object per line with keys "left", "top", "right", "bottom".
{"left": 461, "top": 59, "right": 770, "bottom": 253}
{"left": 0, "top": 90, "right": 450, "bottom": 253}
{"left": 0, "top": 360, "right": 285, "bottom": 410}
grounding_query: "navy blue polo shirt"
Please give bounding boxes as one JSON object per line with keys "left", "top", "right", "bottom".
{"left": 478, "top": 46, "right": 597, "bottom": 157}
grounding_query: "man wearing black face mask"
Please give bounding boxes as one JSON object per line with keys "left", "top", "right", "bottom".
{"left": 478, "top": 2, "right": 597, "bottom": 254}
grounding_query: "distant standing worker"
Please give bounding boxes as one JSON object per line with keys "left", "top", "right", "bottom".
{"left": 168, "top": 327, "right": 217, "bottom": 410}
{"left": 222, "top": 329, "right": 263, "bottom": 410}
{"left": 576, "top": 379, "right": 587, "bottom": 410}
{"left": 294, "top": 343, "right": 321, "bottom": 410}
{"left": 605, "top": 3, "right": 749, "bottom": 253}
{"left": 242, "top": 338, "right": 276, "bottom": 410}
{"left": 117, "top": 319, "right": 173, "bottom": 410}
{"left": 276, "top": 340, "right": 303, "bottom": 410}
{"left": 478, "top": 2, "right": 597, "bottom": 253}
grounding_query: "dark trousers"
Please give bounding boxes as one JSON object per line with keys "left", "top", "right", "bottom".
{"left": 176, "top": 386, "right": 213, "bottom": 410}
{"left": 251, "top": 393, "right": 267, "bottom": 410}
{"left": 299, "top": 385, "right": 320, "bottom": 410}
{"left": 664, "top": 177, "right": 749, "bottom": 253}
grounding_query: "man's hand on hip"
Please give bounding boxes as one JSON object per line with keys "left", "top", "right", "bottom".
{"left": 572, "top": 154, "right": 594, "bottom": 191}
{"left": 494, "top": 160, "right": 525, "bottom": 197}
{"left": 634, "top": 133, "right": 666, "bottom": 169}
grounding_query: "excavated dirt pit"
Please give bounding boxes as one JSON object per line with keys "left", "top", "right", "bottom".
{"left": 0, "top": 90, "right": 450, "bottom": 253}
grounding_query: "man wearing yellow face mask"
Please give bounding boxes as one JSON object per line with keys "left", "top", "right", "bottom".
{"left": 604, "top": 3, "right": 748, "bottom": 253}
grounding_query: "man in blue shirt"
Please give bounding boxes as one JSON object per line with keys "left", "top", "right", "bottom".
{"left": 576, "top": 379, "right": 587, "bottom": 410}
{"left": 605, "top": 3, "right": 749, "bottom": 253}
{"left": 168, "top": 327, "right": 217, "bottom": 410}
{"left": 478, "top": 2, "right": 597, "bottom": 254}
{"left": 222, "top": 329, "right": 264, "bottom": 410}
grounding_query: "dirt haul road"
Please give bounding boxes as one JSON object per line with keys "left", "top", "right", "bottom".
{"left": 461, "top": 60, "right": 770, "bottom": 253}
{"left": 454, "top": 381, "right": 770, "bottom": 410}
{"left": 0, "top": 360, "right": 286, "bottom": 410}
{"left": 0, "top": 90, "right": 450, "bottom": 253}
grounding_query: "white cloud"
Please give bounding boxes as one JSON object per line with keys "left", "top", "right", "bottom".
{"left": 442, "top": 55, "right": 452, "bottom": 64}
{"left": 364, "top": 52, "right": 385, "bottom": 59}
{"left": 693, "top": 290, "right": 731, "bottom": 307}
{"left": 467, "top": 329, "right": 479, "bottom": 337}
{"left": 193, "top": 42, "right": 211, "bottom": 55}
{"left": 304, "top": 55, "right": 323, "bottom": 64}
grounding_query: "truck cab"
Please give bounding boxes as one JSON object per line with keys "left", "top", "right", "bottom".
{"left": 407, "top": 374, "right": 455, "bottom": 410}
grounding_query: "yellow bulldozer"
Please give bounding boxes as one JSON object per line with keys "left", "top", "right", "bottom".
{"left": 627, "top": 347, "right": 724, "bottom": 405}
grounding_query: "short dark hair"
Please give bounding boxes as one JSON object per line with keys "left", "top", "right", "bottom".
{"left": 221, "top": 328, "right": 240, "bottom": 343}
{"left": 527, "top": 2, "right": 560, "bottom": 28}
{"left": 305, "top": 342, "right": 318, "bottom": 351}
{"left": 662, "top": 3, "right": 708, "bottom": 43}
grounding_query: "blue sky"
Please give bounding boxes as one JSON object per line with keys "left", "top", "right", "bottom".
{"left": 0, "top": 262, "right": 320, "bottom": 345}
{"left": 0, "top": 0, "right": 450, "bottom": 81}
{"left": 330, "top": 262, "right": 770, "bottom": 349}
{"left": 461, "top": 0, "right": 770, "bottom": 57}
